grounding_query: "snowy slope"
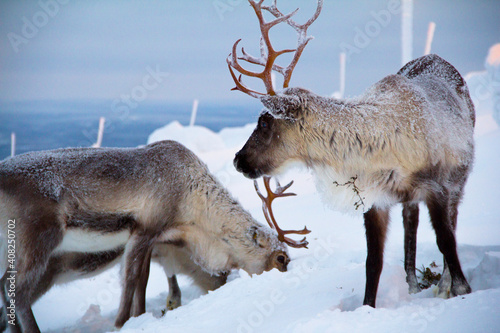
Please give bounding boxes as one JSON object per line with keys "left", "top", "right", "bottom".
{"left": 32, "top": 116, "right": 500, "bottom": 333}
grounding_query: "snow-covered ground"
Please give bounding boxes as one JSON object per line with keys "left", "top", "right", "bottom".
{"left": 32, "top": 104, "right": 500, "bottom": 332}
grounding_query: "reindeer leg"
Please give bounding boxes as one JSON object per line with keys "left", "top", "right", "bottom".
{"left": 0, "top": 252, "right": 64, "bottom": 333}
{"left": 115, "top": 232, "right": 154, "bottom": 328}
{"left": 363, "top": 207, "right": 389, "bottom": 308}
{"left": 7, "top": 261, "right": 44, "bottom": 333}
{"left": 402, "top": 203, "right": 421, "bottom": 294}
{"left": 3, "top": 212, "right": 63, "bottom": 333}
{"left": 0, "top": 272, "right": 21, "bottom": 333}
{"left": 427, "top": 191, "right": 471, "bottom": 299}
{"left": 131, "top": 249, "right": 152, "bottom": 318}
{"left": 166, "top": 275, "right": 182, "bottom": 311}
{"left": 436, "top": 196, "right": 454, "bottom": 298}
{"left": 154, "top": 248, "right": 182, "bottom": 311}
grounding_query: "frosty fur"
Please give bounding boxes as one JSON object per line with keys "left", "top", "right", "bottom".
{"left": 234, "top": 54, "right": 475, "bottom": 306}
{"left": 0, "top": 140, "right": 288, "bottom": 332}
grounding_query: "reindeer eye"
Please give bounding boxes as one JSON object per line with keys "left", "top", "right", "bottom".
{"left": 260, "top": 120, "right": 268, "bottom": 129}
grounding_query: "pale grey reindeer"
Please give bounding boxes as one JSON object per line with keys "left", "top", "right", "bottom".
{"left": 228, "top": 0, "right": 474, "bottom": 307}
{"left": 0, "top": 140, "right": 289, "bottom": 332}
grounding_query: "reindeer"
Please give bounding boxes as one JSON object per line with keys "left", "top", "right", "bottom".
{"left": 228, "top": 0, "right": 475, "bottom": 307}
{"left": 0, "top": 140, "right": 290, "bottom": 332}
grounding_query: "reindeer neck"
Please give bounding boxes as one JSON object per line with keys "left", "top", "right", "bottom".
{"left": 184, "top": 170, "right": 253, "bottom": 236}
{"left": 299, "top": 96, "right": 376, "bottom": 168}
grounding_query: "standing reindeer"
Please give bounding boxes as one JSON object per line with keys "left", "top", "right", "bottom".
{"left": 0, "top": 140, "right": 289, "bottom": 332}
{"left": 228, "top": 0, "right": 474, "bottom": 307}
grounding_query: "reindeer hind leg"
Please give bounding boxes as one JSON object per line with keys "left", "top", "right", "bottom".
{"left": 115, "top": 232, "right": 155, "bottom": 328}
{"left": 131, "top": 248, "right": 152, "bottom": 318}
{"left": 427, "top": 191, "right": 471, "bottom": 298}
{"left": 3, "top": 210, "right": 63, "bottom": 333}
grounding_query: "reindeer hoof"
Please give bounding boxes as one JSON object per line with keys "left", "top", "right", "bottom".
{"left": 434, "top": 286, "right": 450, "bottom": 299}
{"left": 450, "top": 283, "right": 472, "bottom": 297}
{"left": 166, "top": 297, "right": 181, "bottom": 310}
{"left": 408, "top": 284, "right": 421, "bottom": 294}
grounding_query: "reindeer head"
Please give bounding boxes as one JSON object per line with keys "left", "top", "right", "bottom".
{"left": 234, "top": 87, "right": 320, "bottom": 178}
{"left": 237, "top": 223, "right": 291, "bottom": 274}
{"left": 161, "top": 188, "right": 291, "bottom": 276}
{"left": 228, "top": 0, "right": 323, "bottom": 178}
{"left": 178, "top": 220, "right": 290, "bottom": 276}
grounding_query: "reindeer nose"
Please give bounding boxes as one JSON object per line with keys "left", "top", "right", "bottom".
{"left": 273, "top": 251, "right": 290, "bottom": 272}
{"left": 233, "top": 151, "right": 262, "bottom": 179}
{"left": 233, "top": 151, "right": 241, "bottom": 170}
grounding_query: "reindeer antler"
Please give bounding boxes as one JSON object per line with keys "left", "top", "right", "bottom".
{"left": 254, "top": 176, "right": 311, "bottom": 248}
{"left": 227, "top": 0, "right": 323, "bottom": 97}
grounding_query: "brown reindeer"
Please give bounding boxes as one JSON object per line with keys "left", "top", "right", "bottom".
{"left": 228, "top": 0, "right": 474, "bottom": 307}
{"left": 0, "top": 140, "right": 290, "bottom": 332}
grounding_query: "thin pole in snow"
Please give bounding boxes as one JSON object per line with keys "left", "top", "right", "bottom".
{"left": 93, "top": 117, "right": 105, "bottom": 148}
{"left": 10, "top": 132, "right": 15, "bottom": 157}
{"left": 424, "top": 22, "right": 436, "bottom": 55}
{"left": 401, "top": 0, "right": 413, "bottom": 65}
{"left": 189, "top": 99, "right": 199, "bottom": 127}
{"left": 339, "top": 52, "right": 346, "bottom": 98}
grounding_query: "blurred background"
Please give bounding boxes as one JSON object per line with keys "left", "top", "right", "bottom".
{"left": 1, "top": 0, "right": 499, "bottom": 159}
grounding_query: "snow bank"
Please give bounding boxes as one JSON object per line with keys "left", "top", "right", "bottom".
{"left": 465, "top": 43, "right": 500, "bottom": 131}
{"left": 486, "top": 44, "right": 500, "bottom": 67}
{"left": 147, "top": 121, "right": 225, "bottom": 154}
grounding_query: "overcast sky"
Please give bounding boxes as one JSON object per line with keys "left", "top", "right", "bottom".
{"left": 0, "top": 0, "right": 499, "bottom": 104}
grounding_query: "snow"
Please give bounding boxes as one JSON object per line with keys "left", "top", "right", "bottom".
{"left": 486, "top": 44, "right": 500, "bottom": 67}
{"left": 466, "top": 43, "right": 500, "bottom": 128}
{"left": 33, "top": 112, "right": 500, "bottom": 332}
{"left": 147, "top": 120, "right": 225, "bottom": 154}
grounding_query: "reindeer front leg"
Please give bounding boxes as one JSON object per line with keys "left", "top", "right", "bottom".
{"left": 363, "top": 207, "right": 389, "bottom": 308}
{"left": 166, "top": 275, "right": 182, "bottom": 311}
{"left": 115, "top": 232, "right": 154, "bottom": 328}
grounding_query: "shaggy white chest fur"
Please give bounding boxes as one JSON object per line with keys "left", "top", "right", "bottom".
{"left": 313, "top": 166, "right": 398, "bottom": 215}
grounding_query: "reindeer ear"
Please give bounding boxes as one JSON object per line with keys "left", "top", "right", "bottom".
{"left": 260, "top": 94, "right": 302, "bottom": 120}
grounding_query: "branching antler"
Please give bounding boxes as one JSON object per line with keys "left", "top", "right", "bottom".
{"left": 227, "top": 0, "right": 323, "bottom": 98}
{"left": 254, "top": 176, "right": 311, "bottom": 248}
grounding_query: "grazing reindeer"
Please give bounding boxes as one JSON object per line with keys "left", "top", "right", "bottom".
{"left": 0, "top": 140, "right": 289, "bottom": 332}
{"left": 229, "top": 0, "right": 474, "bottom": 307}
